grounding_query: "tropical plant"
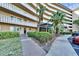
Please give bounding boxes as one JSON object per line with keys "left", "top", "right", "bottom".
{"left": 49, "top": 11, "right": 65, "bottom": 35}
{"left": 36, "top": 4, "right": 47, "bottom": 31}
{"left": 73, "top": 18, "right": 79, "bottom": 25}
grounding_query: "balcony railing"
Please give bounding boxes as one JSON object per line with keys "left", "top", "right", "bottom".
{"left": 21, "top": 3, "right": 36, "bottom": 14}
{"left": 0, "top": 3, "right": 38, "bottom": 21}
{"left": 0, "top": 14, "right": 37, "bottom": 27}
{"left": 48, "top": 4, "right": 72, "bottom": 15}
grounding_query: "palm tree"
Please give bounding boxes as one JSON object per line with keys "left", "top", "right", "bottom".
{"left": 36, "top": 4, "right": 47, "bottom": 31}
{"left": 49, "top": 11, "right": 65, "bottom": 35}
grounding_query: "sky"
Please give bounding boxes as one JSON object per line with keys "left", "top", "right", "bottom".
{"left": 62, "top": 3, "right": 79, "bottom": 10}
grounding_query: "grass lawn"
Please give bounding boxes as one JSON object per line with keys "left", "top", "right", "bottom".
{"left": 0, "top": 37, "right": 22, "bottom": 56}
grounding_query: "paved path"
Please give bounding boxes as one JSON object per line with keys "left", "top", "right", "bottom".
{"left": 20, "top": 34, "right": 46, "bottom": 56}
{"left": 46, "top": 35, "right": 78, "bottom": 56}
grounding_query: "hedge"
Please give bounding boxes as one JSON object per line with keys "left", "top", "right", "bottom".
{"left": 27, "top": 32, "right": 52, "bottom": 44}
{"left": 0, "top": 32, "right": 20, "bottom": 39}
{"left": 60, "top": 32, "right": 71, "bottom": 35}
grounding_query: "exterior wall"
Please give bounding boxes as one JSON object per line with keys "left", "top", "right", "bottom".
{"left": 0, "top": 23, "right": 23, "bottom": 34}
{"left": 0, "top": 23, "right": 10, "bottom": 32}
{"left": 26, "top": 27, "right": 37, "bottom": 32}
{"left": 0, "top": 9, "right": 37, "bottom": 34}
{"left": 0, "top": 23, "right": 37, "bottom": 34}
{"left": 0, "top": 3, "right": 72, "bottom": 33}
{"left": 0, "top": 10, "right": 37, "bottom": 34}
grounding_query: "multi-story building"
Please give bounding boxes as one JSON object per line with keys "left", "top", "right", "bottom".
{"left": 0, "top": 3, "right": 72, "bottom": 34}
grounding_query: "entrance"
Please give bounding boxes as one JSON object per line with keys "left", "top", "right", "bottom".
{"left": 24, "top": 28, "right": 26, "bottom": 34}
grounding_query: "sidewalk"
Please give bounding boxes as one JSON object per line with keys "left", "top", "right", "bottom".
{"left": 20, "top": 34, "right": 46, "bottom": 56}
{"left": 46, "top": 35, "right": 78, "bottom": 56}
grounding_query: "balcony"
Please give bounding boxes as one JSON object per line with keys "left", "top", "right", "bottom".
{"left": 0, "top": 3, "right": 38, "bottom": 22}
{"left": 48, "top": 4, "right": 72, "bottom": 15}
{"left": 0, "top": 14, "right": 37, "bottom": 27}
{"left": 21, "top": 3, "right": 36, "bottom": 14}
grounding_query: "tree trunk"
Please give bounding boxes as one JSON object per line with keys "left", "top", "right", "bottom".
{"left": 37, "top": 24, "right": 40, "bottom": 32}
{"left": 37, "top": 14, "right": 43, "bottom": 32}
{"left": 37, "top": 15, "right": 41, "bottom": 32}
{"left": 55, "top": 27, "right": 59, "bottom": 36}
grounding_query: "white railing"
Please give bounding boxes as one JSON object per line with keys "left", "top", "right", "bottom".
{"left": 21, "top": 3, "right": 36, "bottom": 14}
{"left": 0, "top": 14, "right": 37, "bottom": 27}
{"left": 48, "top": 4, "right": 72, "bottom": 15}
{"left": 41, "top": 3, "right": 57, "bottom": 12}
{"left": 41, "top": 3, "right": 72, "bottom": 18}
{"left": 0, "top": 3, "right": 38, "bottom": 21}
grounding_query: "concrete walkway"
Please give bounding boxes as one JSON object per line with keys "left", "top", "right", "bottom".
{"left": 20, "top": 34, "right": 46, "bottom": 56}
{"left": 47, "top": 35, "right": 78, "bottom": 56}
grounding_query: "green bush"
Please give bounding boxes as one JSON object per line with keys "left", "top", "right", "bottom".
{"left": 48, "top": 28, "right": 54, "bottom": 34}
{"left": 0, "top": 32, "right": 20, "bottom": 39}
{"left": 27, "top": 32, "right": 52, "bottom": 44}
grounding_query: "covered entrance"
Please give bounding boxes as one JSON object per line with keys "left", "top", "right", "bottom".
{"left": 38, "top": 23, "right": 52, "bottom": 32}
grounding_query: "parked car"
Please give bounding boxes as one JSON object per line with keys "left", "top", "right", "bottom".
{"left": 72, "top": 32, "right": 79, "bottom": 36}
{"left": 68, "top": 32, "right": 77, "bottom": 40}
{"left": 73, "top": 36, "right": 79, "bottom": 45}
{"left": 68, "top": 32, "right": 79, "bottom": 45}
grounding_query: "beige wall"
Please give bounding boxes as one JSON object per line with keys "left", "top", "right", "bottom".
{"left": 0, "top": 3, "right": 72, "bottom": 33}
{"left": 0, "top": 23, "right": 37, "bottom": 34}
{"left": 0, "top": 24, "right": 10, "bottom": 32}
{"left": 26, "top": 27, "right": 37, "bottom": 32}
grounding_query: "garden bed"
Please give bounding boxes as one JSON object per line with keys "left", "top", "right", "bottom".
{"left": 27, "top": 32, "right": 52, "bottom": 44}
{"left": 0, "top": 32, "right": 22, "bottom": 56}
{"left": 27, "top": 32, "right": 55, "bottom": 53}
{"left": 0, "top": 37, "right": 22, "bottom": 56}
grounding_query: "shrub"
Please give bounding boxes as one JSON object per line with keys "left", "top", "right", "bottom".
{"left": 27, "top": 32, "right": 52, "bottom": 44}
{"left": 60, "top": 32, "right": 71, "bottom": 35}
{"left": 48, "top": 28, "right": 54, "bottom": 34}
{"left": 0, "top": 32, "right": 20, "bottom": 39}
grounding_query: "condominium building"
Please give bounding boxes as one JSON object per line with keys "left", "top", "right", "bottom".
{"left": 0, "top": 3, "right": 72, "bottom": 34}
